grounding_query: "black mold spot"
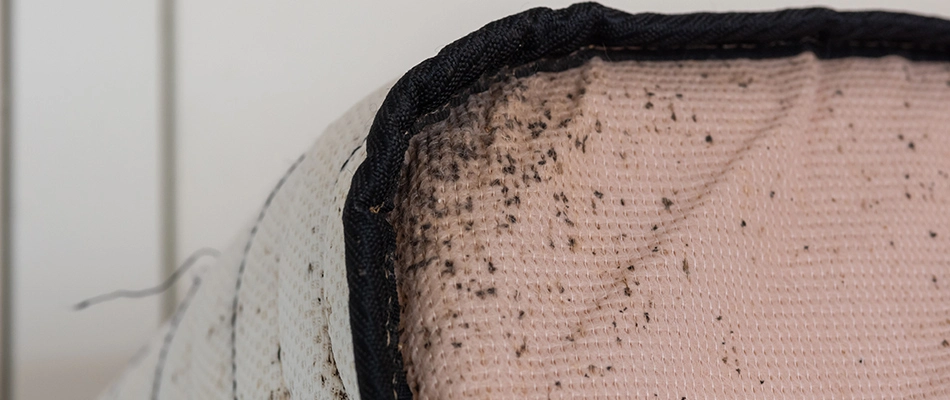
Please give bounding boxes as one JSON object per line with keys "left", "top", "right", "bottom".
{"left": 644, "top": 102, "right": 654, "bottom": 109}
{"left": 705, "top": 135, "right": 713, "bottom": 143}
{"left": 595, "top": 120, "right": 602, "bottom": 133}
{"left": 474, "top": 287, "right": 497, "bottom": 299}
{"left": 644, "top": 312, "right": 650, "bottom": 323}
{"left": 594, "top": 190, "right": 603, "bottom": 199}
{"left": 908, "top": 142, "right": 915, "bottom": 150}
{"left": 463, "top": 196, "right": 473, "bottom": 211}
{"left": 930, "top": 231, "right": 938, "bottom": 238}
{"left": 574, "top": 135, "right": 589, "bottom": 153}
{"left": 528, "top": 121, "right": 547, "bottom": 138}
{"left": 442, "top": 260, "right": 456, "bottom": 276}
{"left": 515, "top": 340, "right": 527, "bottom": 357}
{"left": 662, "top": 197, "right": 674, "bottom": 210}
{"left": 740, "top": 220, "right": 747, "bottom": 227}
{"left": 452, "top": 342, "right": 462, "bottom": 348}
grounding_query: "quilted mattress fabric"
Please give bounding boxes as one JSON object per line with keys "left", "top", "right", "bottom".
{"left": 391, "top": 53, "right": 950, "bottom": 399}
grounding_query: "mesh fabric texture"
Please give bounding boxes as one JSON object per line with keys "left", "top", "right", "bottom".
{"left": 392, "top": 53, "right": 950, "bottom": 399}
{"left": 96, "top": 84, "right": 392, "bottom": 400}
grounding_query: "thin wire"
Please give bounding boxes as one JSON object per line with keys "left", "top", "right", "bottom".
{"left": 73, "top": 248, "right": 219, "bottom": 311}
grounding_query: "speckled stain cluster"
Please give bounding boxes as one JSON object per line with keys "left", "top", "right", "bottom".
{"left": 390, "top": 54, "right": 950, "bottom": 399}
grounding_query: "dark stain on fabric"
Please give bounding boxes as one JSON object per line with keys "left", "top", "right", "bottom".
{"left": 661, "top": 197, "right": 674, "bottom": 211}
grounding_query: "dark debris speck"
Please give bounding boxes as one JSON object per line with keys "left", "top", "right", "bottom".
{"left": 661, "top": 197, "right": 674, "bottom": 210}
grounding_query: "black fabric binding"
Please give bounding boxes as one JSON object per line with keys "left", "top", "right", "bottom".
{"left": 342, "top": 3, "right": 950, "bottom": 399}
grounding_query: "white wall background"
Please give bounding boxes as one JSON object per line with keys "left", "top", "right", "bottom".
{"left": 11, "top": 1, "right": 161, "bottom": 399}
{"left": 9, "top": 1, "right": 950, "bottom": 399}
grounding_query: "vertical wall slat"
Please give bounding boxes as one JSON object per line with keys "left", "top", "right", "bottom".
{"left": 0, "top": 0, "right": 12, "bottom": 397}
{"left": 11, "top": 1, "right": 161, "bottom": 398}
{"left": 159, "top": 0, "right": 178, "bottom": 321}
